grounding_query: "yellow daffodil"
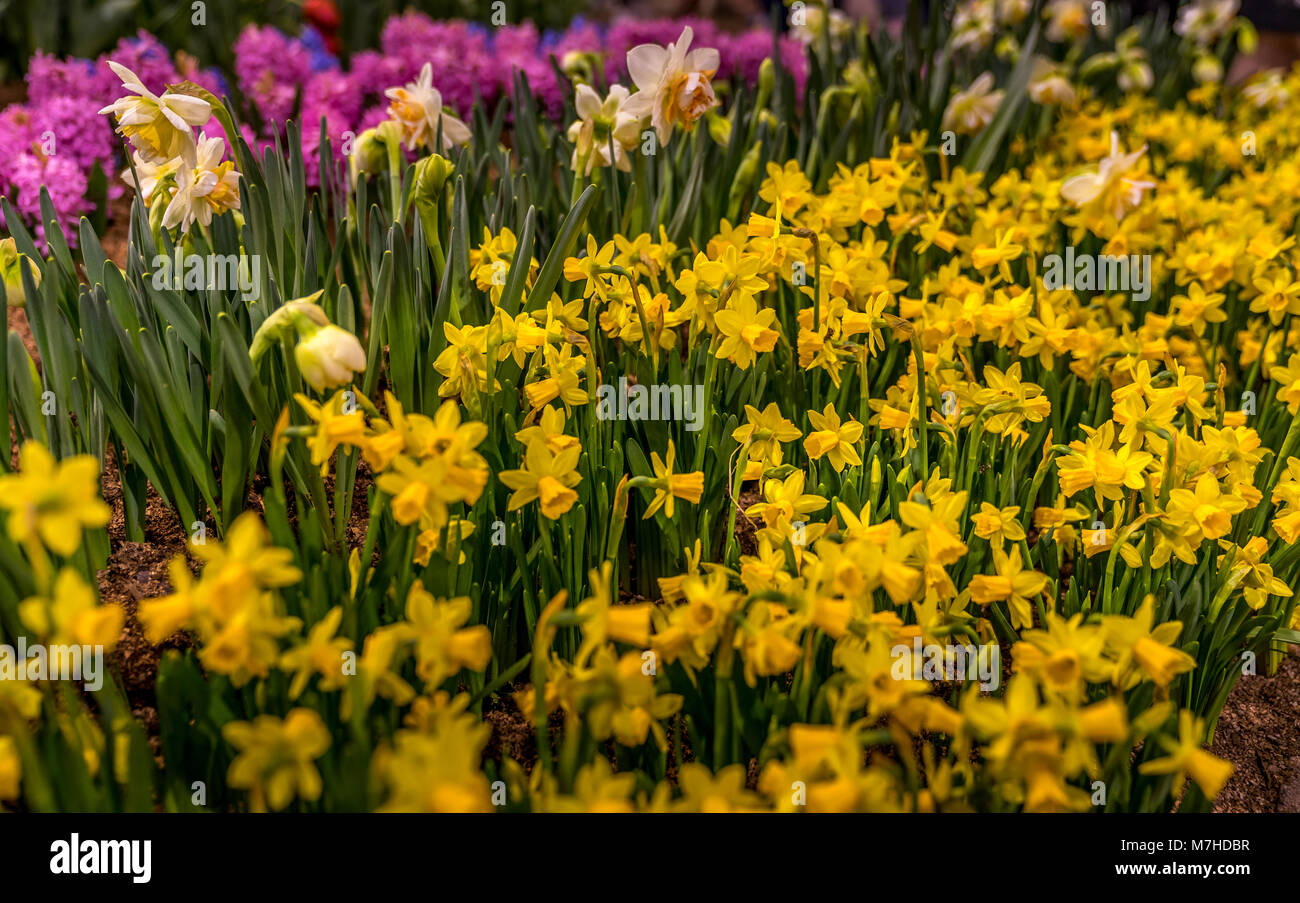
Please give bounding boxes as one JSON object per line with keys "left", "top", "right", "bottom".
{"left": 499, "top": 439, "right": 582, "bottom": 519}
{"left": 0, "top": 442, "right": 110, "bottom": 557}
{"left": 223, "top": 709, "right": 331, "bottom": 812}
{"left": 1137, "top": 710, "right": 1234, "bottom": 799}
{"left": 643, "top": 439, "right": 704, "bottom": 519}
{"left": 804, "top": 403, "right": 863, "bottom": 472}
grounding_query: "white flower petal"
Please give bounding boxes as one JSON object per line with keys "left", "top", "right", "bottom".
{"left": 622, "top": 92, "right": 652, "bottom": 118}
{"left": 440, "top": 115, "right": 472, "bottom": 148}
{"left": 685, "top": 48, "right": 720, "bottom": 74}
{"left": 164, "top": 93, "right": 213, "bottom": 126}
{"left": 627, "top": 45, "right": 670, "bottom": 91}
{"left": 574, "top": 84, "right": 602, "bottom": 120}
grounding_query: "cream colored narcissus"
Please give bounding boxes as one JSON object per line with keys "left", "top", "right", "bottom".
{"left": 294, "top": 324, "right": 368, "bottom": 393}
{"left": 121, "top": 149, "right": 181, "bottom": 207}
{"left": 942, "top": 72, "right": 1003, "bottom": 135}
{"left": 1060, "top": 131, "right": 1156, "bottom": 221}
{"left": 161, "top": 133, "right": 241, "bottom": 232}
{"left": 98, "top": 60, "right": 212, "bottom": 162}
{"left": 385, "top": 62, "right": 472, "bottom": 151}
{"left": 1174, "top": 0, "right": 1240, "bottom": 46}
{"left": 623, "top": 26, "right": 720, "bottom": 146}
{"left": 1028, "top": 57, "right": 1076, "bottom": 106}
{"left": 567, "top": 84, "right": 641, "bottom": 174}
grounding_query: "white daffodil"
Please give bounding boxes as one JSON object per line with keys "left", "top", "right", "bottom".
{"left": 623, "top": 26, "right": 720, "bottom": 147}
{"left": 1060, "top": 131, "right": 1156, "bottom": 221}
{"left": 98, "top": 61, "right": 211, "bottom": 163}
{"left": 122, "top": 150, "right": 181, "bottom": 206}
{"left": 1115, "top": 28, "right": 1154, "bottom": 93}
{"left": 789, "top": 6, "right": 853, "bottom": 48}
{"left": 996, "top": 0, "right": 1033, "bottom": 24}
{"left": 951, "top": 0, "right": 995, "bottom": 53}
{"left": 941, "top": 72, "right": 1003, "bottom": 135}
{"left": 1044, "top": 0, "right": 1095, "bottom": 43}
{"left": 161, "top": 133, "right": 241, "bottom": 233}
{"left": 1242, "top": 69, "right": 1289, "bottom": 110}
{"left": 566, "top": 84, "right": 641, "bottom": 175}
{"left": 1028, "top": 57, "right": 1077, "bottom": 106}
{"left": 384, "top": 63, "right": 472, "bottom": 152}
{"left": 1174, "top": 0, "right": 1239, "bottom": 46}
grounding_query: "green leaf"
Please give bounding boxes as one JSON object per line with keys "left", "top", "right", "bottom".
{"left": 526, "top": 184, "right": 597, "bottom": 312}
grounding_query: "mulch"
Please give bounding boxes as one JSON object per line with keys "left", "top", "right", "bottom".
{"left": 1212, "top": 653, "right": 1300, "bottom": 812}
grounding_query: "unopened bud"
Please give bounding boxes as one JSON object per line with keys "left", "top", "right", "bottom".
{"left": 0, "top": 238, "right": 40, "bottom": 308}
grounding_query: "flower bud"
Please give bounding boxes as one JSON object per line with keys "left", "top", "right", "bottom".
{"left": 1192, "top": 54, "right": 1223, "bottom": 84}
{"left": 349, "top": 127, "right": 389, "bottom": 180}
{"left": 249, "top": 292, "right": 365, "bottom": 393}
{"left": 727, "top": 142, "right": 763, "bottom": 218}
{"left": 705, "top": 110, "right": 731, "bottom": 147}
{"left": 1235, "top": 20, "right": 1258, "bottom": 54}
{"left": 560, "top": 51, "right": 597, "bottom": 85}
{"left": 413, "top": 153, "right": 456, "bottom": 201}
{"left": 294, "top": 324, "right": 367, "bottom": 393}
{"left": 249, "top": 292, "right": 329, "bottom": 363}
{"left": 757, "top": 58, "right": 774, "bottom": 110}
{"left": 0, "top": 238, "right": 39, "bottom": 308}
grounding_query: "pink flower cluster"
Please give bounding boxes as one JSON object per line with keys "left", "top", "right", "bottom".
{"left": 0, "top": 31, "right": 229, "bottom": 250}
{"left": 249, "top": 14, "right": 806, "bottom": 186}
{"left": 1, "top": 16, "right": 808, "bottom": 248}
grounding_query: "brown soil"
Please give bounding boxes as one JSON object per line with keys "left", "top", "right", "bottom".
{"left": 98, "top": 449, "right": 194, "bottom": 752}
{"left": 734, "top": 488, "right": 761, "bottom": 556}
{"left": 1211, "top": 652, "right": 1300, "bottom": 813}
{"left": 481, "top": 694, "right": 567, "bottom": 775}
{"left": 95, "top": 447, "right": 377, "bottom": 704}
{"left": 6, "top": 305, "right": 37, "bottom": 362}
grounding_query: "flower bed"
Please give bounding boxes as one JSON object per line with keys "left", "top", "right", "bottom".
{"left": 0, "top": 0, "right": 1298, "bottom": 813}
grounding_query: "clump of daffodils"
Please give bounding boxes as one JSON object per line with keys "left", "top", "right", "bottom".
{"left": 100, "top": 61, "right": 242, "bottom": 235}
